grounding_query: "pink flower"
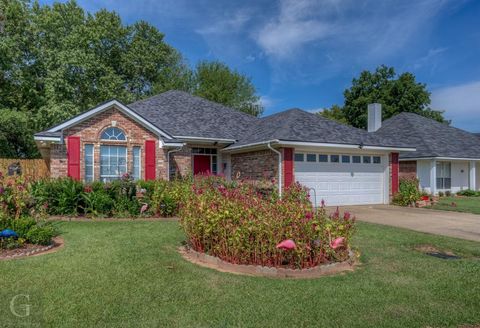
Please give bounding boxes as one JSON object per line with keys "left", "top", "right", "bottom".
{"left": 330, "top": 237, "right": 345, "bottom": 249}
{"left": 140, "top": 203, "right": 148, "bottom": 214}
{"left": 276, "top": 239, "right": 296, "bottom": 250}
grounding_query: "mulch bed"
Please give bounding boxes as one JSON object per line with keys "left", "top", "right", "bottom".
{"left": 0, "top": 236, "right": 64, "bottom": 260}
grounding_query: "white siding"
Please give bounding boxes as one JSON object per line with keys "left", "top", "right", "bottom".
{"left": 477, "top": 163, "right": 480, "bottom": 191}
{"left": 417, "top": 160, "right": 431, "bottom": 193}
{"left": 451, "top": 161, "right": 469, "bottom": 193}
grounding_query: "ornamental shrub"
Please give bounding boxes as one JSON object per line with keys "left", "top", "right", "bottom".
{"left": 180, "top": 176, "right": 355, "bottom": 269}
{"left": 392, "top": 177, "right": 421, "bottom": 206}
{"left": 0, "top": 173, "right": 33, "bottom": 219}
{"left": 457, "top": 189, "right": 478, "bottom": 197}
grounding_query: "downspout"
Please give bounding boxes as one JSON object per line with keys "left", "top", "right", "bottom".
{"left": 166, "top": 146, "right": 183, "bottom": 181}
{"left": 267, "top": 142, "right": 282, "bottom": 197}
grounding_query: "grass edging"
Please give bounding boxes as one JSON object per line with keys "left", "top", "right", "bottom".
{"left": 179, "top": 246, "right": 358, "bottom": 279}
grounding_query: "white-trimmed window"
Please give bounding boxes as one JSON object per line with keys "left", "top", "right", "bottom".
{"left": 132, "top": 146, "right": 141, "bottom": 180}
{"left": 319, "top": 154, "right": 328, "bottom": 162}
{"left": 101, "top": 127, "right": 126, "bottom": 141}
{"left": 330, "top": 155, "right": 340, "bottom": 163}
{"left": 100, "top": 145, "right": 127, "bottom": 182}
{"left": 306, "top": 154, "right": 316, "bottom": 162}
{"left": 352, "top": 156, "right": 361, "bottom": 163}
{"left": 341, "top": 155, "right": 350, "bottom": 163}
{"left": 363, "top": 156, "right": 371, "bottom": 164}
{"left": 84, "top": 144, "right": 94, "bottom": 182}
{"left": 373, "top": 156, "right": 381, "bottom": 164}
{"left": 436, "top": 161, "right": 451, "bottom": 190}
{"left": 294, "top": 153, "right": 304, "bottom": 162}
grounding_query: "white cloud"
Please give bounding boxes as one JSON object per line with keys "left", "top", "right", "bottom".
{"left": 195, "top": 9, "right": 252, "bottom": 36}
{"left": 258, "top": 95, "right": 276, "bottom": 109}
{"left": 413, "top": 47, "right": 448, "bottom": 70}
{"left": 254, "top": 0, "right": 452, "bottom": 61}
{"left": 431, "top": 81, "right": 480, "bottom": 131}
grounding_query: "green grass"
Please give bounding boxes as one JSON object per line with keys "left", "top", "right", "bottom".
{"left": 1, "top": 221, "right": 479, "bottom": 328}
{"left": 429, "top": 196, "right": 480, "bottom": 214}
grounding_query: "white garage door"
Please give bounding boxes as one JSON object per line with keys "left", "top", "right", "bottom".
{"left": 295, "top": 153, "right": 386, "bottom": 206}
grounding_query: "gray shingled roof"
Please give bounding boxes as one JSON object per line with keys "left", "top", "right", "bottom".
{"left": 34, "top": 91, "right": 417, "bottom": 150}
{"left": 128, "top": 90, "right": 258, "bottom": 140}
{"left": 375, "top": 112, "right": 480, "bottom": 159}
{"left": 34, "top": 131, "right": 62, "bottom": 138}
{"left": 228, "top": 108, "right": 413, "bottom": 148}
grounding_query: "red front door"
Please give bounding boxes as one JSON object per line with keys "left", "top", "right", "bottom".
{"left": 193, "top": 155, "right": 211, "bottom": 175}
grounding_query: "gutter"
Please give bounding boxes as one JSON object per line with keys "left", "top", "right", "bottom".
{"left": 223, "top": 139, "right": 415, "bottom": 153}
{"left": 267, "top": 142, "right": 282, "bottom": 197}
{"left": 166, "top": 145, "right": 184, "bottom": 181}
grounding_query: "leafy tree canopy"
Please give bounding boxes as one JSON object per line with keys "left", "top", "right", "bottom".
{"left": 0, "top": 0, "right": 261, "bottom": 158}
{"left": 193, "top": 61, "right": 263, "bottom": 117}
{"left": 319, "top": 65, "right": 449, "bottom": 128}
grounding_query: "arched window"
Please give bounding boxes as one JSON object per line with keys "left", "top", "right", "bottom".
{"left": 101, "top": 127, "right": 126, "bottom": 141}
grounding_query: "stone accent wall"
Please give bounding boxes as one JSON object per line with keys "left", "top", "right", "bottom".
{"left": 231, "top": 149, "right": 279, "bottom": 182}
{"left": 50, "top": 106, "right": 168, "bottom": 180}
{"left": 399, "top": 161, "right": 417, "bottom": 180}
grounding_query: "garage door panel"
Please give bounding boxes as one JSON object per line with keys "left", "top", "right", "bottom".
{"left": 295, "top": 160, "right": 385, "bottom": 206}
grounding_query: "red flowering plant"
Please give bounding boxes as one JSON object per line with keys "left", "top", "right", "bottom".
{"left": 180, "top": 176, "right": 356, "bottom": 269}
{"left": 0, "top": 172, "right": 33, "bottom": 219}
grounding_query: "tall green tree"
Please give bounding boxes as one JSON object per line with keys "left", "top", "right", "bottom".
{"left": 193, "top": 61, "right": 263, "bottom": 117}
{"left": 0, "top": 0, "right": 193, "bottom": 157}
{"left": 320, "top": 65, "right": 448, "bottom": 128}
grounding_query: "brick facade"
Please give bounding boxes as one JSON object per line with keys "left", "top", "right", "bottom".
{"left": 399, "top": 160, "right": 417, "bottom": 180}
{"left": 169, "top": 146, "right": 192, "bottom": 179}
{"left": 50, "top": 106, "right": 168, "bottom": 181}
{"left": 231, "top": 149, "right": 280, "bottom": 183}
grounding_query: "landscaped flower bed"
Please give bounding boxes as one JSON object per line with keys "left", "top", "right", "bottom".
{"left": 0, "top": 173, "right": 58, "bottom": 254}
{"left": 180, "top": 177, "right": 356, "bottom": 269}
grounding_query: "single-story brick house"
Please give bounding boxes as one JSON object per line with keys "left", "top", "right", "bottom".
{"left": 375, "top": 112, "right": 480, "bottom": 195}
{"left": 34, "top": 91, "right": 416, "bottom": 206}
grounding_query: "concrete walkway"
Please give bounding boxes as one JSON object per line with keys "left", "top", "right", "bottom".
{"left": 335, "top": 205, "right": 480, "bottom": 242}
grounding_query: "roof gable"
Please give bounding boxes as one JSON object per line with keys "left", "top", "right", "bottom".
{"left": 45, "top": 99, "right": 173, "bottom": 139}
{"left": 128, "top": 90, "right": 258, "bottom": 140}
{"left": 230, "top": 108, "right": 414, "bottom": 149}
{"left": 376, "top": 112, "right": 480, "bottom": 159}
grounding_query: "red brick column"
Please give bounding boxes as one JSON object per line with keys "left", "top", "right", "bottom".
{"left": 282, "top": 148, "right": 294, "bottom": 188}
{"left": 391, "top": 152, "right": 399, "bottom": 195}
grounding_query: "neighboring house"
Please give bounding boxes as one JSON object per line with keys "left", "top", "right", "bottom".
{"left": 375, "top": 112, "right": 480, "bottom": 194}
{"left": 34, "top": 91, "right": 414, "bottom": 206}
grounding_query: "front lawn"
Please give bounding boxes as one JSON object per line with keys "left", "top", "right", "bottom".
{"left": 429, "top": 196, "right": 480, "bottom": 215}
{"left": 1, "top": 221, "right": 479, "bottom": 328}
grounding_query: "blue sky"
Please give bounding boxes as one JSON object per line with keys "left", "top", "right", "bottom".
{"left": 40, "top": 0, "right": 480, "bottom": 131}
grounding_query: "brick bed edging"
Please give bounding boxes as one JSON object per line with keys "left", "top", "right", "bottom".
{"left": 0, "top": 237, "right": 64, "bottom": 261}
{"left": 179, "top": 246, "right": 358, "bottom": 279}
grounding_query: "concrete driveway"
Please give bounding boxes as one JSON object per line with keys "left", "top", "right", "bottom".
{"left": 336, "top": 205, "right": 480, "bottom": 242}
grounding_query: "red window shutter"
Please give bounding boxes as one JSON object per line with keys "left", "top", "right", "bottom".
{"left": 391, "top": 152, "right": 399, "bottom": 194}
{"left": 67, "top": 136, "right": 80, "bottom": 181}
{"left": 145, "top": 140, "right": 156, "bottom": 180}
{"left": 283, "top": 147, "right": 294, "bottom": 188}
